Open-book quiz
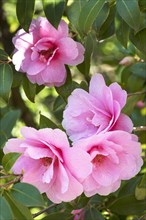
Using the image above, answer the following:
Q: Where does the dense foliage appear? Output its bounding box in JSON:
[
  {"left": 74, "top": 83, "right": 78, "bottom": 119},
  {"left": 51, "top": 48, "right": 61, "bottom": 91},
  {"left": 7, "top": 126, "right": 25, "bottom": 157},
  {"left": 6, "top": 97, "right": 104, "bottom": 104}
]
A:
[{"left": 0, "top": 0, "right": 146, "bottom": 220}]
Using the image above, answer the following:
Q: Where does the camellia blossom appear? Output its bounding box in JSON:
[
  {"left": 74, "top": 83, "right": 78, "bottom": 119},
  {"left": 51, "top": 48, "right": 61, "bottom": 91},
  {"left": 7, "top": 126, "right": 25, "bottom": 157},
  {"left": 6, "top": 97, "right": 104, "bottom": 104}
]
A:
[
  {"left": 3, "top": 127, "right": 92, "bottom": 203},
  {"left": 12, "top": 17, "right": 85, "bottom": 87},
  {"left": 73, "top": 131, "right": 143, "bottom": 197},
  {"left": 62, "top": 73, "right": 133, "bottom": 141}
]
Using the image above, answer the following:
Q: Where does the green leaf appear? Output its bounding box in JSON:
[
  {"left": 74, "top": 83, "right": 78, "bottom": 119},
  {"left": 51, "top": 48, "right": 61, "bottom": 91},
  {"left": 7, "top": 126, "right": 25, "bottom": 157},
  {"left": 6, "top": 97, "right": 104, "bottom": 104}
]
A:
[
  {"left": 116, "top": 0, "right": 141, "bottom": 31},
  {"left": 84, "top": 207, "right": 104, "bottom": 220},
  {"left": 122, "top": 95, "right": 143, "bottom": 115},
  {"left": 0, "top": 64, "right": 13, "bottom": 101},
  {"left": 22, "top": 76, "right": 36, "bottom": 103},
  {"left": 78, "top": 0, "right": 106, "bottom": 34},
  {"left": 4, "top": 192, "right": 33, "bottom": 220},
  {"left": 97, "top": 4, "right": 115, "bottom": 40},
  {"left": 2, "top": 153, "right": 21, "bottom": 172},
  {"left": 40, "top": 114, "right": 58, "bottom": 129},
  {"left": 0, "top": 196, "right": 14, "bottom": 220},
  {"left": 115, "top": 13, "right": 130, "bottom": 48},
  {"left": 0, "top": 110, "right": 21, "bottom": 145},
  {"left": 135, "top": 173, "right": 146, "bottom": 200},
  {"left": 66, "top": 0, "right": 86, "bottom": 32},
  {"left": 77, "top": 33, "right": 94, "bottom": 79},
  {"left": 0, "top": 49, "right": 9, "bottom": 61},
  {"left": 130, "top": 63, "right": 146, "bottom": 79},
  {"left": 16, "top": 0, "right": 35, "bottom": 32},
  {"left": 93, "top": 2, "right": 110, "bottom": 32},
  {"left": 130, "top": 28, "right": 146, "bottom": 55},
  {"left": 108, "top": 195, "right": 146, "bottom": 215},
  {"left": 10, "top": 183, "right": 45, "bottom": 207},
  {"left": 42, "top": 0, "right": 65, "bottom": 28},
  {"left": 118, "top": 176, "right": 142, "bottom": 197}
]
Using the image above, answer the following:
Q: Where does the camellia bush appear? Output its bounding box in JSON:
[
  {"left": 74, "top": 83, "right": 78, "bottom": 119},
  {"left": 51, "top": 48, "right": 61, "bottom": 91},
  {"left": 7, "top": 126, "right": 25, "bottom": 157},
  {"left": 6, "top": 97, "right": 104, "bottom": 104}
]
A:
[{"left": 0, "top": 0, "right": 146, "bottom": 219}]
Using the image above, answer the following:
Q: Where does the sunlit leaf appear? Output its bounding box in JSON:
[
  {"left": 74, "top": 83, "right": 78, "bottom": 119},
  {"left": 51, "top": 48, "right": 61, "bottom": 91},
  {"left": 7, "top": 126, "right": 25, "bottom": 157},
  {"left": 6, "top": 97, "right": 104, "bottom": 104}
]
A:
[
  {"left": 11, "top": 183, "right": 45, "bottom": 207},
  {"left": 2, "top": 152, "right": 21, "bottom": 172},
  {"left": 135, "top": 173, "right": 146, "bottom": 200},
  {"left": 78, "top": 0, "right": 106, "bottom": 34}
]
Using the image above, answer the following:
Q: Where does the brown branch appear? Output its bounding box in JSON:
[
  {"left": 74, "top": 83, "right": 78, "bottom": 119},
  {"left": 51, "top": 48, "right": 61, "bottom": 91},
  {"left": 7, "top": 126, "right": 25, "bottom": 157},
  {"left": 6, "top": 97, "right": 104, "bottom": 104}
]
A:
[
  {"left": 0, "top": 175, "right": 22, "bottom": 188},
  {"left": 128, "top": 91, "right": 146, "bottom": 97},
  {"left": 133, "top": 126, "right": 146, "bottom": 132},
  {"left": 32, "top": 204, "right": 58, "bottom": 218}
]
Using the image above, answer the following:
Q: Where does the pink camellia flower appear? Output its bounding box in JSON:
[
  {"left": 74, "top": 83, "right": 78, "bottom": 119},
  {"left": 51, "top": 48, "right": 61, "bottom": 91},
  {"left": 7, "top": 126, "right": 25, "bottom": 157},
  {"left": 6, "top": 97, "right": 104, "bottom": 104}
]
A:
[
  {"left": 12, "top": 17, "right": 85, "bottom": 87},
  {"left": 3, "top": 127, "right": 91, "bottom": 203},
  {"left": 62, "top": 73, "right": 133, "bottom": 141},
  {"left": 73, "top": 131, "right": 143, "bottom": 197}
]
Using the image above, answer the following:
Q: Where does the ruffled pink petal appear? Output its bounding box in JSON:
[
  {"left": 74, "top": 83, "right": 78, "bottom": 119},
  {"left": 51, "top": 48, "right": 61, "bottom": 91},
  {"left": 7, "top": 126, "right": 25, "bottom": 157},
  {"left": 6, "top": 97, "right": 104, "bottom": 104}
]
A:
[
  {"left": 112, "top": 113, "right": 133, "bottom": 133},
  {"left": 3, "top": 139, "right": 25, "bottom": 154},
  {"left": 89, "top": 73, "right": 106, "bottom": 98},
  {"left": 58, "top": 37, "right": 79, "bottom": 61},
  {"left": 40, "top": 60, "right": 66, "bottom": 86},
  {"left": 57, "top": 20, "right": 69, "bottom": 38},
  {"left": 63, "top": 147, "right": 92, "bottom": 182},
  {"left": 109, "top": 82, "right": 127, "bottom": 108},
  {"left": 46, "top": 168, "right": 83, "bottom": 203}
]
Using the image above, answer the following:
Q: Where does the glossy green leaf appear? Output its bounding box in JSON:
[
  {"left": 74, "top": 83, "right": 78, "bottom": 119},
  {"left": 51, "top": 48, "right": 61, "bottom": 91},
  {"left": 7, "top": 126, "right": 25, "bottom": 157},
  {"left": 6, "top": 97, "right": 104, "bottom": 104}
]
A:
[
  {"left": 84, "top": 208, "right": 104, "bottom": 220},
  {"left": 77, "top": 33, "right": 94, "bottom": 79},
  {"left": 22, "top": 76, "right": 36, "bottom": 103},
  {"left": 0, "top": 110, "right": 20, "bottom": 145},
  {"left": 11, "top": 183, "right": 45, "bottom": 207},
  {"left": 4, "top": 192, "right": 33, "bottom": 220},
  {"left": 108, "top": 195, "right": 146, "bottom": 215},
  {"left": 116, "top": 0, "right": 141, "bottom": 31},
  {"left": 130, "top": 63, "right": 146, "bottom": 79},
  {"left": 0, "top": 196, "right": 14, "bottom": 220},
  {"left": 40, "top": 114, "right": 58, "bottom": 129},
  {"left": 2, "top": 152, "right": 21, "bottom": 172},
  {"left": 93, "top": 2, "right": 110, "bottom": 32},
  {"left": 116, "top": 13, "right": 130, "bottom": 48},
  {"left": 16, "top": 0, "right": 35, "bottom": 32},
  {"left": 0, "top": 64, "right": 13, "bottom": 101},
  {"left": 42, "top": 0, "right": 65, "bottom": 28},
  {"left": 78, "top": 0, "right": 106, "bottom": 34},
  {"left": 130, "top": 28, "right": 146, "bottom": 54},
  {"left": 135, "top": 173, "right": 146, "bottom": 200},
  {"left": 97, "top": 4, "right": 115, "bottom": 40},
  {"left": 0, "top": 49, "right": 9, "bottom": 61},
  {"left": 118, "top": 176, "right": 142, "bottom": 197},
  {"left": 66, "top": 0, "right": 86, "bottom": 32}
]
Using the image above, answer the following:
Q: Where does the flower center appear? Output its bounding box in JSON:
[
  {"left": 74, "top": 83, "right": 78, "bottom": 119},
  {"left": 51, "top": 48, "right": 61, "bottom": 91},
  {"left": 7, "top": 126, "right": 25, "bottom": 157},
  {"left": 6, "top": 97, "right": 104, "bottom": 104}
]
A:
[
  {"left": 92, "top": 155, "right": 105, "bottom": 165},
  {"left": 39, "top": 47, "right": 55, "bottom": 62},
  {"left": 42, "top": 157, "right": 52, "bottom": 166}
]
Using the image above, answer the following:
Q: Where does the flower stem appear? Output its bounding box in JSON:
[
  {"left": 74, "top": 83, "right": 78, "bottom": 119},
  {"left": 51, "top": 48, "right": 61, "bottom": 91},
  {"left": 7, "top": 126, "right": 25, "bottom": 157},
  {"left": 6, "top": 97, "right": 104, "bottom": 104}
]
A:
[
  {"left": 33, "top": 204, "right": 58, "bottom": 218},
  {"left": 128, "top": 91, "right": 146, "bottom": 97},
  {"left": 133, "top": 126, "right": 146, "bottom": 132}
]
